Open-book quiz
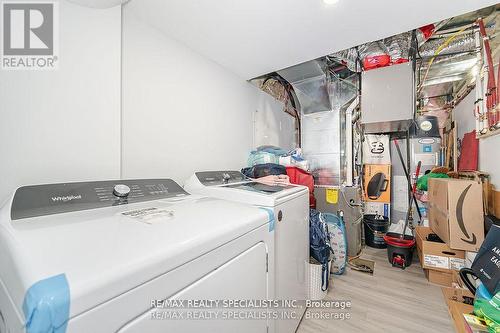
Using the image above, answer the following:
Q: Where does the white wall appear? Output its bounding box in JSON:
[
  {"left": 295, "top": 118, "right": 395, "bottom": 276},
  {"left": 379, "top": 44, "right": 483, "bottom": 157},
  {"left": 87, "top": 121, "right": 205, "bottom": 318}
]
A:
[
  {"left": 454, "top": 88, "right": 500, "bottom": 187},
  {"left": 121, "top": 9, "right": 288, "bottom": 184},
  {"left": 0, "top": 1, "right": 121, "bottom": 203}
]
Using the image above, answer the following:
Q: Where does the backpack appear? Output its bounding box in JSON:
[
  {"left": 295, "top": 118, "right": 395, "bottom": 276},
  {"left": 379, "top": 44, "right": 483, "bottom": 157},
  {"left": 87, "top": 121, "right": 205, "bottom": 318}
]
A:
[{"left": 309, "top": 209, "right": 333, "bottom": 291}]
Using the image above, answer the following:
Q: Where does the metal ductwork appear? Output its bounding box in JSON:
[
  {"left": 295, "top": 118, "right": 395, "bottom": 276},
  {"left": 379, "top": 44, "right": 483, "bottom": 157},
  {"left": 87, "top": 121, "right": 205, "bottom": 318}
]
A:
[
  {"left": 419, "top": 33, "right": 476, "bottom": 58},
  {"left": 278, "top": 60, "right": 332, "bottom": 114}
]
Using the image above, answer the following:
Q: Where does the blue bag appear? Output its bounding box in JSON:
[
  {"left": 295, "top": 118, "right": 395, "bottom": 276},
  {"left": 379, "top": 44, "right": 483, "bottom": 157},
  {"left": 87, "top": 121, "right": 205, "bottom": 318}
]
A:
[{"left": 309, "top": 209, "right": 333, "bottom": 291}]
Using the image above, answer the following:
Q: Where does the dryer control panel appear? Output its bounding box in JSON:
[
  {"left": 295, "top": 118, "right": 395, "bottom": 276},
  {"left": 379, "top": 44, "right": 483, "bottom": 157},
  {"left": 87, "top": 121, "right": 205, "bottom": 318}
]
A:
[
  {"left": 195, "top": 171, "right": 248, "bottom": 186},
  {"left": 11, "top": 179, "right": 188, "bottom": 220}
]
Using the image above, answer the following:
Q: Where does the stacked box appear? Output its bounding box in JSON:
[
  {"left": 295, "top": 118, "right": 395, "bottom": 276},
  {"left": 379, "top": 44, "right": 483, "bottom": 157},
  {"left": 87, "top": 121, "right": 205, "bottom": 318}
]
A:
[
  {"left": 415, "top": 226, "right": 465, "bottom": 287},
  {"left": 428, "top": 178, "right": 484, "bottom": 252}
]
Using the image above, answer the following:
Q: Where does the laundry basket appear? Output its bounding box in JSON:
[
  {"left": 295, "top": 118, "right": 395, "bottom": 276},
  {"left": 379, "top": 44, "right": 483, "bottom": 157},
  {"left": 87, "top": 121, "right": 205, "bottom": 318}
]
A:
[{"left": 307, "top": 258, "right": 332, "bottom": 300}]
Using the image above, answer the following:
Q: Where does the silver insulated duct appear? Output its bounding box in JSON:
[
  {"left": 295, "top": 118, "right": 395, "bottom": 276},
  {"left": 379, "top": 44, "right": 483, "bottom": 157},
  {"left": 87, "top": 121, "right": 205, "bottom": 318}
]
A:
[
  {"left": 278, "top": 59, "right": 359, "bottom": 186},
  {"left": 278, "top": 60, "right": 332, "bottom": 115}
]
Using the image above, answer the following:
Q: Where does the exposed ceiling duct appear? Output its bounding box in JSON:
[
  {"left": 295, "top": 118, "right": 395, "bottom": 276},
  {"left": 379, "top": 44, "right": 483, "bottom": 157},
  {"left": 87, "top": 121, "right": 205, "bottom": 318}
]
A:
[
  {"left": 278, "top": 60, "right": 332, "bottom": 114},
  {"left": 419, "top": 32, "right": 476, "bottom": 58},
  {"left": 256, "top": 4, "right": 498, "bottom": 124}
]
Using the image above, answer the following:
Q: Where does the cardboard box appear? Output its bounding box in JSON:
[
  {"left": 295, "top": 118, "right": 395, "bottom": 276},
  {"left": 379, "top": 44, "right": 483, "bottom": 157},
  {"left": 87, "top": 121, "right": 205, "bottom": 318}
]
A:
[
  {"left": 363, "top": 164, "right": 391, "bottom": 203},
  {"left": 442, "top": 287, "right": 475, "bottom": 308},
  {"left": 424, "top": 269, "right": 453, "bottom": 287},
  {"left": 465, "top": 251, "right": 477, "bottom": 268},
  {"left": 428, "top": 178, "right": 485, "bottom": 252},
  {"left": 416, "top": 226, "right": 466, "bottom": 273},
  {"left": 458, "top": 171, "right": 490, "bottom": 214},
  {"left": 448, "top": 300, "right": 474, "bottom": 333},
  {"left": 364, "top": 202, "right": 390, "bottom": 218},
  {"left": 451, "top": 270, "right": 468, "bottom": 289},
  {"left": 442, "top": 286, "right": 475, "bottom": 333}
]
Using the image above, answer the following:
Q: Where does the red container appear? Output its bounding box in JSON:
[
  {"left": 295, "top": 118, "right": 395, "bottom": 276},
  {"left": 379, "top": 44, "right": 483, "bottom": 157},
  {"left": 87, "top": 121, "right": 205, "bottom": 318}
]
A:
[
  {"left": 384, "top": 233, "right": 416, "bottom": 269},
  {"left": 286, "top": 166, "right": 316, "bottom": 208}
]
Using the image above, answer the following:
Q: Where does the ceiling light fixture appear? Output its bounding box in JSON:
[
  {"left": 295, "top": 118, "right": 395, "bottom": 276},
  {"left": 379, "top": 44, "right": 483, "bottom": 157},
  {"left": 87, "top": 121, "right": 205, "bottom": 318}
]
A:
[{"left": 323, "top": 0, "right": 339, "bottom": 5}]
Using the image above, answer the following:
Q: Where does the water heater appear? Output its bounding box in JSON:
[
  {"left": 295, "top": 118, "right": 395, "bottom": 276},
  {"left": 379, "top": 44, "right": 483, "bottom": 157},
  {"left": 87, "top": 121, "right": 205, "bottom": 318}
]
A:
[{"left": 390, "top": 116, "right": 441, "bottom": 225}]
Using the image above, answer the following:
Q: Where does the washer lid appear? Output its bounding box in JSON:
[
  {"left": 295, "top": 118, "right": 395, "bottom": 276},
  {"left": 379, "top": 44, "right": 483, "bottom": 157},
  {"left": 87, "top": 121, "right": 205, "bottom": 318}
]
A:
[
  {"left": 185, "top": 171, "right": 308, "bottom": 207},
  {"left": 0, "top": 181, "right": 270, "bottom": 322},
  {"left": 225, "top": 182, "right": 296, "bottom": 194}
]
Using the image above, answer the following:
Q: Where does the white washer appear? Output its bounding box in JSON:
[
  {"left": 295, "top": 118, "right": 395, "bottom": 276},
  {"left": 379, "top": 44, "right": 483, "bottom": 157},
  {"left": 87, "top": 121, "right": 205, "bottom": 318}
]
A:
[
  {"left": 185, "top": 171, "right": 309, "bottom": 333},
  {"left": 0, "top": 179, "right": 275, "bottom": 333}
]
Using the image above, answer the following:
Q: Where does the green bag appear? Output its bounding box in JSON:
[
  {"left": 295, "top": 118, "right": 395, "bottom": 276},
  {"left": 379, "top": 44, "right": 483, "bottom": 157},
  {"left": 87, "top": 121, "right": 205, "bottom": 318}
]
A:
[
  {"left": 474, "top": 292, "right": 500, "bottom": 333},
  {"left": 416, "top": 172, "right": 449, "bottom": 191}
]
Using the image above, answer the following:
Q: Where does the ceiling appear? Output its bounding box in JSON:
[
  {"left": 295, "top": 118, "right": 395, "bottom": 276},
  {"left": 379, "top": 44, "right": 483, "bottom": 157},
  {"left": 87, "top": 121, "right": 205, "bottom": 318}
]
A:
[{"left": 126, "top": 0, "right": 498, "bottom": 79}]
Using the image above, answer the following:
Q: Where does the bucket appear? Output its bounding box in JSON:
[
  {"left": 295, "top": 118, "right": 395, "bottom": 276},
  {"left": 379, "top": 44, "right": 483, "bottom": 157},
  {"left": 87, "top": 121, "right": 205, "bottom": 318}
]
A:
[
  {"left": 384, "top": 232, "right": 416, "bottom": 269},
  {"left": 363, "top": 214, "right": 389, "bottom": 249},
  {"left": 308, "top": 258, "right": 331, "bottom": 300}
]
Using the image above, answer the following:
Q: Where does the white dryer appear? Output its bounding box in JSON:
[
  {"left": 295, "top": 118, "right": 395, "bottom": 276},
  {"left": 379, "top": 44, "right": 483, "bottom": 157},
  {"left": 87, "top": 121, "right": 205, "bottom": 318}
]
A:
[
  {"left": 185, "top": 171, "right": 309, "bottom": 333},
  {"left": 0, "top": 179, "right": 275, "bottom": 333}
]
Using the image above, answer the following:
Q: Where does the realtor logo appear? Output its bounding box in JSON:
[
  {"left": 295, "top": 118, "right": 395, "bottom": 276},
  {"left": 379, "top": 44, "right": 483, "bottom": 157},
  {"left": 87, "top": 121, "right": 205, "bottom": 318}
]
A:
[{"left": 1, "top": 1, "right": 58, "bottom": 70}]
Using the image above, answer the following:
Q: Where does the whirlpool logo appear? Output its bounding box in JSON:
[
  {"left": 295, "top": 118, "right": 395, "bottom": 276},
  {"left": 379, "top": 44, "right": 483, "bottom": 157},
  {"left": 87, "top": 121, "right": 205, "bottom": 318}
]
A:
[
  {"left": 1, "top": 1, "right": 59, "bottom": 70},
  {"left": 51, "top": 195, "right": 82, "bottom": 203},
  {"left": 456, "top": 184, "right": 477, "bottom": 245}
]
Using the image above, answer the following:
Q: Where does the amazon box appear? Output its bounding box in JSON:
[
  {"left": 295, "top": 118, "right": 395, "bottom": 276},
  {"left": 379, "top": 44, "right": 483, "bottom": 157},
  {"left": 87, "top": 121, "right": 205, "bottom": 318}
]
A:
[
  {"left": 363, "top": 164, "right": 391, "bottom": 203},
  {"left": 416, "top": 226, "right": 465, "bottom": 284},
  {"left": 428, "top": 179, "right": 484, "bottom": 252}
]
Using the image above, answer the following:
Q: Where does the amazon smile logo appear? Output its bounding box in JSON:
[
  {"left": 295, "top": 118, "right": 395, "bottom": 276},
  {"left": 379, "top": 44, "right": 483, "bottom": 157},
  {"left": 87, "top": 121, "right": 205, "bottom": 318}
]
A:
[{"left": 456, "top": 184, "right": 477, "bottom": 245}]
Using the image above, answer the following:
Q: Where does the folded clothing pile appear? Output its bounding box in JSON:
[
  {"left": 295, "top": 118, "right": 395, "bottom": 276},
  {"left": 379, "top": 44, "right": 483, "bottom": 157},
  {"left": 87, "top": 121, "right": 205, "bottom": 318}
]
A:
[{"left": 247, "top": 146, "right": 309, "bottom": 171}]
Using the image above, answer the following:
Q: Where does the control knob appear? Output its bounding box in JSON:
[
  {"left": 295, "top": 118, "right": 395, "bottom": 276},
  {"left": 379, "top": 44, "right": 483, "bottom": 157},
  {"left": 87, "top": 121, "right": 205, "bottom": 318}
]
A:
[{"left": 113, "top": 184, "right": 131, "bottom": 198}]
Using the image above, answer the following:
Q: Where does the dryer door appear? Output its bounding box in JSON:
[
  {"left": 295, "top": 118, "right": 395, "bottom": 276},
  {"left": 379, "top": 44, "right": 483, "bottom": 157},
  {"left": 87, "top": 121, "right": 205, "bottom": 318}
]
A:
[{"left": 117, "top": 242, "right": 269, "bottom": 333}]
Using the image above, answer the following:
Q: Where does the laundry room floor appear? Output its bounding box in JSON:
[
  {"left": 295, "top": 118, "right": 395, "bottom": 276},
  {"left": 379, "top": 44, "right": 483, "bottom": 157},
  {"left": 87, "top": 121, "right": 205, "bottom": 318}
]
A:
[{"left": 297, "top": 247, "right": 454, "bottom": 333}]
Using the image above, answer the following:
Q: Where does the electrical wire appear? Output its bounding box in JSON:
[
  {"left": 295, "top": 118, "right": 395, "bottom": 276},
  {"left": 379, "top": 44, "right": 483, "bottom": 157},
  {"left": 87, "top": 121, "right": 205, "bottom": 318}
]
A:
[{"left": 417, "top": 26, "right": 469, "bottom": 93}]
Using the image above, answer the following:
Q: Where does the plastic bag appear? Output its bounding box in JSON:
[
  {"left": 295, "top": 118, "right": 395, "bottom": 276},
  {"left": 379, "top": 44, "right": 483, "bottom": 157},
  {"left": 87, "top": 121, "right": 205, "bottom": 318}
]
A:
[
  {"left": 473, "top": 293, "right": 500, "bottom": 333},
  {"left": 247, "top": 151, "right": 279, "bottom": 167},
  {"left": 255, "top": 145, "right": 288, "bottom": 156},
  {"left": 416, "top": 172, "right": 449, "bottom": 191}
]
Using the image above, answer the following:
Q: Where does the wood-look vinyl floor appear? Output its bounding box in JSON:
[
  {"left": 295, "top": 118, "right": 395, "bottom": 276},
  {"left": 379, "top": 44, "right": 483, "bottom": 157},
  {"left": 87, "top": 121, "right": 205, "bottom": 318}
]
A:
[{"left": 297, "top": 247, "right": 454, "bottom": 333}]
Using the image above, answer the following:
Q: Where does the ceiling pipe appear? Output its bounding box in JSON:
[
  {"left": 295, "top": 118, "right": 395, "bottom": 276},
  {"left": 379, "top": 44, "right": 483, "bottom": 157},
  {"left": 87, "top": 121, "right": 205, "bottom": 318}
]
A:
[{"left": 478, "top": 17, "right": 498, "bottom": 128}]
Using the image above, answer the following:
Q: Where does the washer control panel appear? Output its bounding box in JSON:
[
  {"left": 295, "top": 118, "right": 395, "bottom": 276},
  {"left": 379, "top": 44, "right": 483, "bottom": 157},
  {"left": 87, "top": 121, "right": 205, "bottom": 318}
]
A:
[
  {"left": 195, "top": 171, "right": 248, "bottom": 186},
  {"left": 11, "top": 179, "right": 188, "bottom": 220}
]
